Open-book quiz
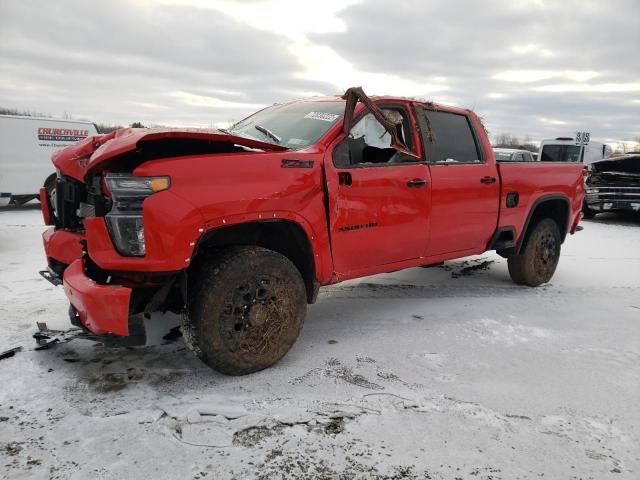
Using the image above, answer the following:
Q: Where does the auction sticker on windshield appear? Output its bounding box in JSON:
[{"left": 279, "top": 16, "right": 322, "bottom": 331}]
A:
[
  {"left": 304, "top": 112, "right": 340, "bottom": 122},
  {"left": 286, "top": 138, "right": 309, "bottom": 146}
]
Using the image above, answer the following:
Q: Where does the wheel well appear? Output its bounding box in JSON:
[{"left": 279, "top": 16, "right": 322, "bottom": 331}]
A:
[
  {"left": 518, "top": 197, "right": 570, "bottom": 253},
  {"left": 44, "top": 173, "right": 57, "bottom": 189},
  {"left": 192, "top": 220, "right": 317, "bottom": 303}
]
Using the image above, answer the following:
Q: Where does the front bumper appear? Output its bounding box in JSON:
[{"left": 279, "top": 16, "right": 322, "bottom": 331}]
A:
[
  {"left": 62, "top": 259, "right": 132, "bottom": 336},
  {"left": 585, "top": 186, "right": 640, "bottom": 212},
  {"left": 42, "top": 227, "right": 84, "bottom": 268}
]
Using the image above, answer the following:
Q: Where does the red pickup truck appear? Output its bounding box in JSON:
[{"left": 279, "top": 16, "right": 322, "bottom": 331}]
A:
[{"left": 39, "top": 87, "right": 584, "bottom": 375}]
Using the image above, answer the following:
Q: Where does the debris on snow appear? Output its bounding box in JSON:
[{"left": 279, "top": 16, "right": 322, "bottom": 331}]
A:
[{"left": 0, "top": 346, "right": 22, "bottom": 361}]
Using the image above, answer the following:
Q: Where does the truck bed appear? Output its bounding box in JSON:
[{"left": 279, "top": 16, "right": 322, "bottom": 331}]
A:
[{"left": 497, "top": 161, "right": 585, "bottom": 242}]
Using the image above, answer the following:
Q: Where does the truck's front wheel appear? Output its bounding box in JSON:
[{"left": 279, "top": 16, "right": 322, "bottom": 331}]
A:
[
  {"left": 507, "top": 218, "right": 561, "bottom": 287},
  {"left": 183, "top": 246, "right": 306, "bottom": 375}
]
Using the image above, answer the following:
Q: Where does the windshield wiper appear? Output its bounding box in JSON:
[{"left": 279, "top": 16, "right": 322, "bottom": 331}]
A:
[{"left": 255, "top": 124, "right": 281, "bottom": 144}]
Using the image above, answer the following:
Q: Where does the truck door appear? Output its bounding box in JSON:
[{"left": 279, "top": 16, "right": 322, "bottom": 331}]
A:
[
  {"left": 325, "top": 104, "right": 431, "bottom": 276},
  {"left": 415, "top": 107, "right": 499, "bottom": 256}
]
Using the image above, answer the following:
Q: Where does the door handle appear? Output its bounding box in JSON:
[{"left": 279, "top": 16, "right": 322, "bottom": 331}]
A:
[
  {"left": 406, "top": 178, "right": 428, "bottom": 187},
  {"left": 480, "top": 176, "right": 497, "bottom": 184},
  {"left": 338, "top": 172, "right": 352, "bottom": 186}
]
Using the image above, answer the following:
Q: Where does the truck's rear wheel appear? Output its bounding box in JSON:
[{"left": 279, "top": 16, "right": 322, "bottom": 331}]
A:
[
  {"left": 507, "top": 218, "right": 561, "bottom": 287},
  {"left": 183, "top": 246, "right": 306, "bottom": 375}
]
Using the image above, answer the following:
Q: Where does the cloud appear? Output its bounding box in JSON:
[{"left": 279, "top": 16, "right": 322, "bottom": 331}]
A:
[
  {"left": 511, "top": 44, "right": 554, "bottom": 57},
  {"left": 170, "top": 91, "right": 265, "bottom": 110},
  {"left": 313, "top": 0, "right": 640, "bottom": 142},
  {"left": 493, "top": 70, "right": 600, "bottom": 83},
  {"left": 0, "top": 0, "right": 638, "bottom": 143},
  {"left": 534, "top": 83, "right": 640, "bottom": 93},
  {"left": 0, "top": 0, "right": 334, "bottom": 126}
]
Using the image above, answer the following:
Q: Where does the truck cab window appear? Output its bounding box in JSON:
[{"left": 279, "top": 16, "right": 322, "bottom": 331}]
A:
[
  {"left": 336, "top": 107, "right": 413, "bottom": 167},
  {"left": 423, "top": 110, "right": 481, "bottom": 164}
]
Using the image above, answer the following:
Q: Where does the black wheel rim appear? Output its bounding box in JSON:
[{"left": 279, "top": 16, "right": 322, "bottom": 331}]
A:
[{"left": 219, "top": 274, "right": 290, "bottom": 355}]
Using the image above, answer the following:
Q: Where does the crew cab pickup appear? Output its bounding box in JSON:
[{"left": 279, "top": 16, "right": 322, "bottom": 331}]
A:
[{"left": 39, "top": 87, "right": 585, "bottom": 375}]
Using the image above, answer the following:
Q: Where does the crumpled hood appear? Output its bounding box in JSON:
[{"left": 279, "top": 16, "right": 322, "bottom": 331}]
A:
[
  {"left": 52, "top": 127, "right": 288, "bottom": 182},
  {"left": 588, "top": 154, "right": 640, "bottom": 186},
  {"left": 590, "top": 154, "right": 640, "bottom": 175}
]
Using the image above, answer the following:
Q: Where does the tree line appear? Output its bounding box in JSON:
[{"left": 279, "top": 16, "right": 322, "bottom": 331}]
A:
[
  {"left": 492, "top": 133, "right": 538, "bottom": 152},
  {"left": 0, "top": 107, "right": 144, "bottom": 133}
]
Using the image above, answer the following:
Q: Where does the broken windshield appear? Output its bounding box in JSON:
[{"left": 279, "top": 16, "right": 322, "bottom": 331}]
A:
[{"left": 228, "top": 101, "right": 344, "bottom": 150}]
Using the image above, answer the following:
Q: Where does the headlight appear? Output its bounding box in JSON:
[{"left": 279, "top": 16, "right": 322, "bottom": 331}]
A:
[
  {"left": 105, "top": 175, "right": 170, "bottom": 195},
  {"left": 104, "top": 173, "right": 170, "bottom": 256},
  {"left": 586, "top": 188, "right": 599, "bottom": 194}
]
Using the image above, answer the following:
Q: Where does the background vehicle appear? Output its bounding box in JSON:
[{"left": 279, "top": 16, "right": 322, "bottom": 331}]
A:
[
  {"left": 493, "top": 148, "right": 537, "bottom": 162},
  {"left": 584, "top": 153, "right": 640, "bottom": 218},
  {"left": 39, "top": 88, "right": 585, "bottom": 375},
  {"left": 0, "top": 115, "right": 98, "bottom": 206},
  {"left": 539, "top": 136, "right": 611, "bottom": 165}
]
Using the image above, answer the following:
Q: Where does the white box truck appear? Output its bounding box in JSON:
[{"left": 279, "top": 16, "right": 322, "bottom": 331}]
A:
[{"left": 0, "top": 115, "right": 98, "bottom": 206}]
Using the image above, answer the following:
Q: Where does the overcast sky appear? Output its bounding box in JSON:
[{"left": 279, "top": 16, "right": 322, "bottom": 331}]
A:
[{"left": 1, "top": 0, "right": 638, "bottom": 145}]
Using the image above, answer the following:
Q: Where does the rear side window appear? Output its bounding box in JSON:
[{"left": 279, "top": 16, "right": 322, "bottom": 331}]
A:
[{"left": 423, "top": 110, "right": 481, "bottom": 163}]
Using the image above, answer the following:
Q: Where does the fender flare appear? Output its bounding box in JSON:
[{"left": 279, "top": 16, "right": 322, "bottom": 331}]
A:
[
  {"left": 194, "top": 210, "right": 328, "bottom": 282},
  {"left": 513, "top": 193, "right": 571, "bottom": 254}
]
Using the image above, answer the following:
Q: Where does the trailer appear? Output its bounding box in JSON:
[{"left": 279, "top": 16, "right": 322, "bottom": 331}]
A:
[{"left": 0, "top": 115, "right": 98, "bottom": 206}]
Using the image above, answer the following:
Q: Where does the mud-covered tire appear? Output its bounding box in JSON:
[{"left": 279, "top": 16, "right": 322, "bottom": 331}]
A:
[
  {"left": 182, "top": 246, "right": 307, "bottom": 375},
  {"left": 507, "top": 218, "right": 561, "bottom": 287}
]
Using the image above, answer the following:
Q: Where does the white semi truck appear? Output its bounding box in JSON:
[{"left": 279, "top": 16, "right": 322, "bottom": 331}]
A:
[{"left": 0, "top": 115, "right": 98, "bottom": 206}]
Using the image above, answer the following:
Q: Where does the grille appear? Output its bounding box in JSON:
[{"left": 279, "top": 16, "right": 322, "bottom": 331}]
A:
[
  {"left": 54, "top": 175, "right": 86, "bottom": 230},
  {"left": 585, "top": 186, "right": 640, "bottom": 202}
]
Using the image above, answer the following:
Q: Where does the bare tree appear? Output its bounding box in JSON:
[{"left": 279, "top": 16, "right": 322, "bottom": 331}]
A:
[
  {"left": 0, "top": 107, "right": 51, "bottom": 118},
  {"left": 494, "top": 133, "right": 538, "bottom": 152}
]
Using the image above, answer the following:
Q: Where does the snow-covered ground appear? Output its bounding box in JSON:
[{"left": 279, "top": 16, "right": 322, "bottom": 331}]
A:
[{"left": 1, "top": 205, "right": 639, "bottom": 480}]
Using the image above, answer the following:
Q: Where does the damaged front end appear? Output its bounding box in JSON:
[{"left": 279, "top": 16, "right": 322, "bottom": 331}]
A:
[
  {"left": 585, "top": 154, "right": 640, "bottom": 214},
  {"left": 40, "top": 127, "right": 281, "bottom": 345}
]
